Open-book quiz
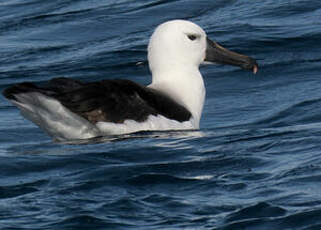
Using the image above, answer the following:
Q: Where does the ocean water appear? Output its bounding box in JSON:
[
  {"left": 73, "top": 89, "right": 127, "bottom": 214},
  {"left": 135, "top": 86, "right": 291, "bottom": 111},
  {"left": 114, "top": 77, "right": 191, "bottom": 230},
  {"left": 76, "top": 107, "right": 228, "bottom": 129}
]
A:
[{"left": 1, "top": 0, "right": 321, "bottom": 229}]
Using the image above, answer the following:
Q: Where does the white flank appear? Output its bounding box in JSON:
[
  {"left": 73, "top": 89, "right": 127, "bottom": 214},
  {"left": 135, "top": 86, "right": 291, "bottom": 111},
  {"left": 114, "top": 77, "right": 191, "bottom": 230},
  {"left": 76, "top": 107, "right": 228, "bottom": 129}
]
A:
[
  {"left": 96, "top": 115, "right": 195, "bottom": 136},
  {"left": 12, "top": 93, "right": 100, "bottom": 141}
]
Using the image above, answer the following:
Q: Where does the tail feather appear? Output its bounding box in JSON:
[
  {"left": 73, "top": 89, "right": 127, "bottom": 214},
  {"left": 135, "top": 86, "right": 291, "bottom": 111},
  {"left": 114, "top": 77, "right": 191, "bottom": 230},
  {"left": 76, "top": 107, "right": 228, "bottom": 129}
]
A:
[
  {"left": 2, "top": 77, "right": 84, "bottom": 101},
  {"left": 3, "top": 82, "right": 41, "bottom": 100},
  {"left": 2, "top": 78, "right": 100, "bottom": 141}
]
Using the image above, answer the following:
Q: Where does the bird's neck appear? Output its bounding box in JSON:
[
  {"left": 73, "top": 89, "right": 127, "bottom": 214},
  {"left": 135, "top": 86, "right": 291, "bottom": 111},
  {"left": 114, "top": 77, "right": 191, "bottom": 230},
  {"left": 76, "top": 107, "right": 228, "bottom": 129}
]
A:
[{"left": 148, "top": 68, "right": 205, "bottom": 128}]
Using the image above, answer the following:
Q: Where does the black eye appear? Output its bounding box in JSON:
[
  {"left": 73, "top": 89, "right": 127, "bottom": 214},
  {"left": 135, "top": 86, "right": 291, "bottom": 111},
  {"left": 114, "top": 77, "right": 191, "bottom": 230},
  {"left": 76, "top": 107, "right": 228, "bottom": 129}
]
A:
[{"left": 187, "top": 34, "right": 197, "bottom": 41}]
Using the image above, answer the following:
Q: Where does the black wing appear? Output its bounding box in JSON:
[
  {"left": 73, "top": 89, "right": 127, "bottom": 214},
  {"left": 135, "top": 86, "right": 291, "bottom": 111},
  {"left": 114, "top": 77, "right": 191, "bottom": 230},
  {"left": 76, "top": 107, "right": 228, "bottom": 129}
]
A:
[{"left": 3, "top": 77, "right": 191, "bottom": 124}]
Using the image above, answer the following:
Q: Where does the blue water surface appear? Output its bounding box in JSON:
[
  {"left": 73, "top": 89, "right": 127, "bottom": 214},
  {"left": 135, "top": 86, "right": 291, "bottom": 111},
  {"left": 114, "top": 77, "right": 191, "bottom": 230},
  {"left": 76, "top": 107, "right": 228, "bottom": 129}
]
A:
[{"left": 1, "top": 0, "right": 321, "bottom": 229}]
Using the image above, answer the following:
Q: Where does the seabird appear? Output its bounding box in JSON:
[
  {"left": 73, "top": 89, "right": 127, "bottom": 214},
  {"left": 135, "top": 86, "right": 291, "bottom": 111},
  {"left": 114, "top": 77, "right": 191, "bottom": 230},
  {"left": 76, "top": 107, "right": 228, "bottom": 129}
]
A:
[{"left": 2, "top": 20, "right": 258, "bottom": 141}]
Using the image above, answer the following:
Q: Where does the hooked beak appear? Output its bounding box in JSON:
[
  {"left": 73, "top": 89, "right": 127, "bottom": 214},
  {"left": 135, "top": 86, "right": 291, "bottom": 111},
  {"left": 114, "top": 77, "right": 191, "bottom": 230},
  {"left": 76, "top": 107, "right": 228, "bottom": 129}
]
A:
[{"left": 205, "top": 38, "right": 258, "bottom": 74}]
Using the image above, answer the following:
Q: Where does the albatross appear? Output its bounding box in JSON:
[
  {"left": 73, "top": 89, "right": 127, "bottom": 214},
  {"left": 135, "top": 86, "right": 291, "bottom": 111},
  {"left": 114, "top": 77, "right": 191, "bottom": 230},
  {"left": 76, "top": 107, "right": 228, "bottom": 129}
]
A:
[{"left": 3, "top": 20, "right": 258, "bottom": 141}]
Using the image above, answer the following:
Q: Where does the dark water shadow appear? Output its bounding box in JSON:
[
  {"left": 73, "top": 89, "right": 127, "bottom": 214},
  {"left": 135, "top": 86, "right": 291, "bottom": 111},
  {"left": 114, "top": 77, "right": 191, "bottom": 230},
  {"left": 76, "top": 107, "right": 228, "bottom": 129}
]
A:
[{"left": 59, "top": 129, "right": 205, "bottom": 145}]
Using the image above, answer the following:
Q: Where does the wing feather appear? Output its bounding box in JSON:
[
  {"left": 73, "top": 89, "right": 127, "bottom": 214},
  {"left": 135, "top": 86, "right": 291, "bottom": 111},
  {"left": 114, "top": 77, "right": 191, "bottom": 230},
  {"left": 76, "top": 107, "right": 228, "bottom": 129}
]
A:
[{"left": 3, "top": 77, "right": 192, "bottom": 124}]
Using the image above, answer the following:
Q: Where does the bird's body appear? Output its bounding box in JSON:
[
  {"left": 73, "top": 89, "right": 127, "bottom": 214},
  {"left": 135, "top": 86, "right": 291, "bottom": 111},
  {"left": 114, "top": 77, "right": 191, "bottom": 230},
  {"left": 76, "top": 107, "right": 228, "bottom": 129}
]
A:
[
  {"left": 3, "top": 20, "right": 258, "bottom": 141},
  {"left": 4, "top": 78, "right": 195, "bottom": 140}
]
